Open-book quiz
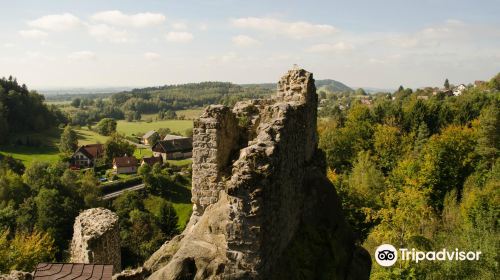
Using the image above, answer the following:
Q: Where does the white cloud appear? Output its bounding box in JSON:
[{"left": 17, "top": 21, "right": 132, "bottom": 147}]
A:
[
  {"left": 165, "top": 32, "right": 193, "bottom": 43},
  {"left": 68, "top": 51, "right": 96, "bottom": 61},
  {"left": 306, "top": 42, "right": 353, "bottom": 53},
  {"left": 199, "top": 23, "right": 208, "bottom": 31},
  {"left": 172, "top": 22, "right": 188, "bottom": 30},
  {"left": 87, "top": 24, "right": 129, "bottom": 43},
  {"left": 144, "top": 52, "right": 161, "bottom": 60},
  {"left": 232, "top": 35, "right": 260, "bottom": 47},
  {"left": 232, "top": 17, "right": 337, "bottom": 39},
  {"left": 28, "top": 13, "right": 82, "bottom": 31},
  {"left": 19, "top": 29, "right": 48, "bottom": 39},
  {"left": 91, "top": 10, "right": 165, "bottom": 27},
  {"left": 208, "top": 52, "right": 239, "bottom": 63}
]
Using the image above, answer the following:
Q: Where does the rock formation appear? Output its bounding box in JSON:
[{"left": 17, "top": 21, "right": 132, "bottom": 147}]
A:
[
  {"left": 70, "top": 208, "right": 121, "bottom": 273},
  {"left": 117, "top": 68, "right": 371, "bottom": 279}
]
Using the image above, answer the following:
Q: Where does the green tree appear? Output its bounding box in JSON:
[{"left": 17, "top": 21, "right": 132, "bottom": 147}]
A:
[
  {"left": 0, "top": 169, "right": 30, "bottom": 207},
  {"left": 373, "top": 125, "right": 403, "bottom": 173},
  {"left": 95, "top": 118, "right": 117, "bottom": 136},
  {"left": 419, "top": 125, "right": 477, "bottom": 210},
  {"left": 71, "top": 98, "right": 81, "bottom": 108},
  {"left": 488, "top": 72, "right": 500, "bottom": 90},
  {"left": 476, "top": 104, "right": 500, "bottom": 163},
  {"left": 59, "top": 125, "right": 78, "bottom": 154},
  {"left": 79, "top": 170, "right": 102, "bottom": 208},
  {"left": 103, "top": 133, "right": 136, "bottom": 164},
  {"left": 444, "top": 78, "right": 450, "bottom": 89},
  {"left": 34, "top": 188, "right": 78, "bottom": 252},
  {"left": 0, "top": 229, "right": 56, "bottom": 272},
  {"left": 0, "top": 155, "right": 25, "bottom": 175},
  {"left": 348, "top": 151, "right": 385, "bottom": 208}
]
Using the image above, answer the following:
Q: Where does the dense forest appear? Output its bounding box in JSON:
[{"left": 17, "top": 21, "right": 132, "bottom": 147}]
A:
[
  {"left": 0, "top": 77, "right": 66, "bottom": 144},
  {"left": 318, "top": 73, "right": 499, "bottom": 279}
]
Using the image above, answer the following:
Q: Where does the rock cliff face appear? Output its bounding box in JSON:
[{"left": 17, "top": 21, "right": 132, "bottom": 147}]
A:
[
  {"left": 70, "top": 208, "right": 121, "bottom": 273},
  {"left": 132, "top": 68, "right": 371, "bottom": 279}
]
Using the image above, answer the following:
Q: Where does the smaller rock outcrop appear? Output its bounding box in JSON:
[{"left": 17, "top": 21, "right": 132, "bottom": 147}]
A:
[{"left": 70, "top": 208, "right": 121, "bottom": 273}]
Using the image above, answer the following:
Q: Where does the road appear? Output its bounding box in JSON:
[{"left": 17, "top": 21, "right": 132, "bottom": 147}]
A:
[{"left": 102, "top": 183, "right": 146, "bottom": 200}]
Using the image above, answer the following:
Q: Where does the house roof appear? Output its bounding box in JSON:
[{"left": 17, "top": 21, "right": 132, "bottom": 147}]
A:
[
  {"left": 163, "top": 134, "right": 185, "bottom": 141},
  {"left": 34, "top": 263, "right": 113, "bottom": 280},
  {"left": 143, "top": 130, "right": 158, "bottom": 139},
  {"left": 141, "top": 155, "right": 163, "bottom": 165},
  {"left": 73, "top": 144, "right": 104, "bottom": 160},
  {"left": 152, "top": 138, "right": 192, "bottom": 153},
  {"left": 113, "top": 156, "right": 138, "bottom": 167}
]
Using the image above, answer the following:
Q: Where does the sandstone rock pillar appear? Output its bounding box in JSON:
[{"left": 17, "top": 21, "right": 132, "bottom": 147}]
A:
[{"left": 70, "top": 208, "right": 121, "bottom": 273}]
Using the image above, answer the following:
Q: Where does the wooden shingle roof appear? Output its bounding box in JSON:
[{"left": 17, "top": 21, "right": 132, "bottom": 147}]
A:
[
  {"left": 152, "top": 138, "right": 192, "bottom": 153},
  {"left": 34, "top": 263, "right": 113, "bottom": 280},
  {"left": 113, "top": 156, "right": 138, "bottom": 167}
]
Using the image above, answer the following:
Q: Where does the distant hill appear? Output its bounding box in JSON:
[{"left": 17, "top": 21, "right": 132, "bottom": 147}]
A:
[
  {"left": 315, "top": 79, "right": 353, "bottom": 92},
  {"left": 241, "top": 79, "right": 353, "bottom": 93}
]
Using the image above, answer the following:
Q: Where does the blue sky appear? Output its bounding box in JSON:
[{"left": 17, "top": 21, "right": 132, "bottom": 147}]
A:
[{"left": 1, "top": 0, "right": 499, "bottom": 89}]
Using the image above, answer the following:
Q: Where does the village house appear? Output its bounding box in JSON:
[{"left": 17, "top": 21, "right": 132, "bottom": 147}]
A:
[
  {"left": 163, "top": 134, "right": 185, "bottom": 141},
  {"left": 70, "top": 144, "right": 104, "bottom": 168},
  {"left": 141, "top": 155, "right": 163, "bottom": 166},
  {"left": 112, "top": 155, "right": 138, "bottom": 174},
  {"left": 142, "top": 130, "right": 159, "bottom": 145},
  {"left": 474, "top": 80, "right": 486, "bottom": 87},
  {"left": 152, "top": 136, "right": 193, "bottom": 160},
  {"left": 453, "top": 84, "right": 467, "bottom": 96}
]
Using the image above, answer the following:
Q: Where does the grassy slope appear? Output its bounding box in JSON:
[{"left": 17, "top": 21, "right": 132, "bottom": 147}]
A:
[
  {"left": 0, "top": 128, "right": 61, "bottom": 165},
  {"left": 1, "top": 118, "right": 193, "bottom": 166},
  {"left": 75, "top": 127, "right": 109, "bottom": 145},
  {"left": 117, "top": 120, "right": 193, "bottom": 137},
  {"left": 175, "top": 108, "right": 204, "bottom": 120}
]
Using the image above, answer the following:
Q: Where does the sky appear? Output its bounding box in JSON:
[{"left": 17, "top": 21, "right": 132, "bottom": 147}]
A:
[{"left": 0, "top": 0, "right": 499, "bottom": 90}]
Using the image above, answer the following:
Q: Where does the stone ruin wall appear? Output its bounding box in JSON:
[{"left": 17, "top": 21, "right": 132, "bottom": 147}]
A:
[
  {"left": 190, "top": 69, "right": 319, "bottom": 276},
  {"left": 70, "top": 208, "right": 121, "bottom": 273}
]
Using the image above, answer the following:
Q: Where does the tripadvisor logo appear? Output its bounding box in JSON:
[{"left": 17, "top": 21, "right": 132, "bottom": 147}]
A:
[
  {"left": 374, "top": 244, "right": 482, "bottom": 267},
  {"left": 375, "top": 244, "right": 398, "bottom": 267}
]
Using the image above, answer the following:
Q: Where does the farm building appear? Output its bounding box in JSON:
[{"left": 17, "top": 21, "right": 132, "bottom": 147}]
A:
[
  {"left": 152, "top": 137, "right": 193, "bottom": 160},
  {"left": 70, "top": 144, "right": 104, "bottom": 168},
  {"left": 142, "top": 130, "right": 159, "bottom": 145},
  {"left": 163, "top": 134, "right": 186, "bottom": 141},
  {"left": 113, "top": 155, "right": 138, "bottom": 174},
  {"left": 141, "top": 155, "right": 163, "bottom": 166}
]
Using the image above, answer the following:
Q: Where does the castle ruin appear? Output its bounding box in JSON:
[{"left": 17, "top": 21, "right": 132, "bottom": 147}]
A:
[
  {"left": 70, "top": 208, "right": 121, "bottom": 274},
  {"left": 136, "top": 68, "right": 371, "bottom": 279}
]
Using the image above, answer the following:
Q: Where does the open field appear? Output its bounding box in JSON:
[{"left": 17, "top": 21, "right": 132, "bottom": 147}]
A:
[
  {"left": 74, "top": 127, "right": 110, "bottom": 145},
  {"left": 1, "top": 119, "right": 194, "bottom": 166},
  {"left": 0, "top": 145, "right": 60, "bottom": 165},
  {"left": 134, "top": 148, "right": 153, "bottom": 158},
  {"left": 45, "top": 100, "right": 72, "bottom": 105},
  {"left": 0, "top": 128, "right": 62, "bottom": 165},
  {"left": 117, "top": 119, "right": 193, "bottom": 137},
  {"left": 167, "top": 158, "right": 192, "bottom": 167},
  {"left": 176, "top": 108, "right": 204, "bottom": 120}
]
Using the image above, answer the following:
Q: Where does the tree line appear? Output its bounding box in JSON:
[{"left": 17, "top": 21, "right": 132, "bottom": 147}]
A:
[
  {"left": 0, "top": 77, "right": 66, "bottom": 144},
  {"left": 318, "top": 72, "right": 499, "bottom": 279}
]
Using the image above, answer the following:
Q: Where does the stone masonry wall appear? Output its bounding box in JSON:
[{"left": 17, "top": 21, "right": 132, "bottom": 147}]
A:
[
  {"left": 70, "top": 208, "right": 121, "bottom": 273},
  {"left": 191, "top": 105, "right": 240, "bottom": 215},
  {"left": 143, "top": 68, "right": 371, "bottom": 280},
  {"left": 222, "top": 69, "right": 318, "bottom": 276}
]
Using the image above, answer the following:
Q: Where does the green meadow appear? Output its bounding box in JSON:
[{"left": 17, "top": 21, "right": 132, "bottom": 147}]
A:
[
  {"left": 1, "top": 119, "right": 193, "bottom": 166},
  {"left": 117, "top": 119, "right": 193, "bottom": 137}
]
